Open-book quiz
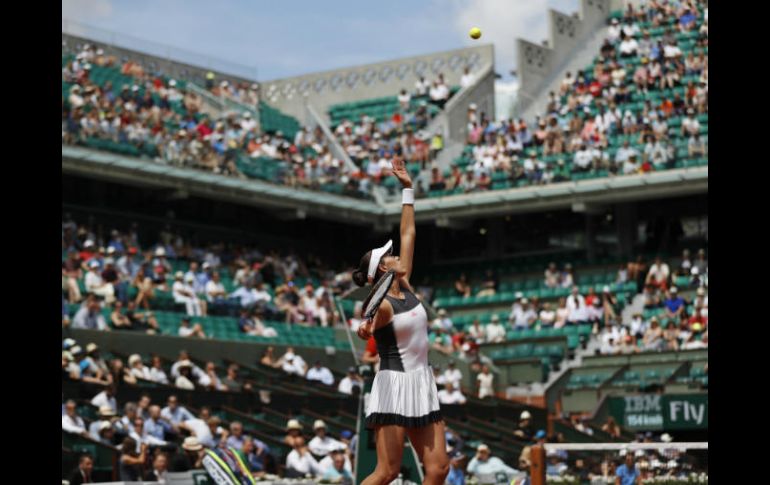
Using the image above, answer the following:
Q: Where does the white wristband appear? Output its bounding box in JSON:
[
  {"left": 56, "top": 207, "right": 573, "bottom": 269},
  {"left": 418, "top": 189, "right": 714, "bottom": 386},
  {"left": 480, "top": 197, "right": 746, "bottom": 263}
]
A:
[{"left": 402, "top": 188, "right": 414, "bottom": 205}]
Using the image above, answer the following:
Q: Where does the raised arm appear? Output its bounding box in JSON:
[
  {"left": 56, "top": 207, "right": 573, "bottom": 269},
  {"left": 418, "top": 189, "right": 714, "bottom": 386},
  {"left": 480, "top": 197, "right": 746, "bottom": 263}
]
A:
[{"left": 391, "top": 157, "right": 415, "bottom": 284}]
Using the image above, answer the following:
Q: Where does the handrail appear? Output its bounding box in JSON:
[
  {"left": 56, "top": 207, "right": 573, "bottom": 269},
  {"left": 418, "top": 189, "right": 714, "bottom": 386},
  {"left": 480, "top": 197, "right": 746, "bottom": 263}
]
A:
[{"left": 305, "top": 102, "right": 386, "bottom": 206}]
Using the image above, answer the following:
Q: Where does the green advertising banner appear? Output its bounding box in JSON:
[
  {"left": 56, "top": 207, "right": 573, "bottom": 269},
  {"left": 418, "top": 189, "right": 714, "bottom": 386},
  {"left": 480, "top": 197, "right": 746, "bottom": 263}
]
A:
[{"left": 608, "top": 393, "right": 708, "bottom": 431}]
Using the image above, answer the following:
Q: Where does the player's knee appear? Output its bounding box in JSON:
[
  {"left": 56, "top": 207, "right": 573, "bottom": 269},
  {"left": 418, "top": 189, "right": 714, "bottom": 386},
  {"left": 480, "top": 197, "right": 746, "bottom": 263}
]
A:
[
  {"left": 380, "top": 465, "right": 401, "bottom": 483},
  {"left": 425, "top": 457, "right": 450, "bottom": 480}
]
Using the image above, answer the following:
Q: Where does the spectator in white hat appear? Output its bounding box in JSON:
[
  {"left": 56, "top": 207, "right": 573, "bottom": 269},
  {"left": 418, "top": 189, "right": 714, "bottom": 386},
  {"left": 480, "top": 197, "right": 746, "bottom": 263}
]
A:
[
  {"left": 467, "top": 443, "right": 519, "bottom": 478},
  {"left": 128, "top": 354, "right": 152, "bottom": 381},
  {"left": 513, "top": 411, "right": 535, "bottom": 441},
  {"left": 308, "top": 420, "right": 346, "bottom": 458},
  {"left": 285, "top": 436, "right": 321, "bottom": 478},
  {"left": 85, "top": 260, "right": 116, "bottom": 304},
  {"left": 284, "top": 419, "right": 304, "bottom": 448},
  {"left": 172, "top": 271, "right": 204, "bottom": 316},
  {"left": 485, "top": 314, "right": 506, "bottom": 343}
]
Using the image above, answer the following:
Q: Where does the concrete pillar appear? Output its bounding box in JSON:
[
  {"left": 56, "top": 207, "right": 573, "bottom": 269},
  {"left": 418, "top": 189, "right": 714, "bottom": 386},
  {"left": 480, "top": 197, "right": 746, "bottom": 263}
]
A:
[
  {"left": 585, "top": 213, "right": 597, "bottom": 263},
  {"left": 615, "top": 203, "right": 638, "bottom": 260}
]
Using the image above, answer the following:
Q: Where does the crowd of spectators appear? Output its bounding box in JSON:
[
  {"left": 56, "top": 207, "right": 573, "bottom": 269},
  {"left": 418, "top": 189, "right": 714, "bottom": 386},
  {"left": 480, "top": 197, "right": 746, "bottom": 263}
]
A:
[
  {"left": 62, "top": 216, "right": 356, "bottom": 333},
  {"left": 449, "top": 0, "right": 707, "bottom": 195},
  {"left": 62, "top": 44, "right": 367, "bottom": 198},
  {"left": 62, "top": 43, "right": 465, "bottom": 201}
]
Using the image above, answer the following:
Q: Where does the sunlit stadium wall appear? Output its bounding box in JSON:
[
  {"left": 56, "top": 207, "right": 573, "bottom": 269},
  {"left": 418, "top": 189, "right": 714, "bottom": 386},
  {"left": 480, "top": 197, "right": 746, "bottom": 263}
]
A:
[{"left": 260, "top": 44, "right": 495, "bottom": 124}]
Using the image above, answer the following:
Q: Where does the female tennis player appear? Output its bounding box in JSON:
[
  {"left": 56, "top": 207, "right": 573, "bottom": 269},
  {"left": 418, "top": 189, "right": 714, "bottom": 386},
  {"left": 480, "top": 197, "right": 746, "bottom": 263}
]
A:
[{"left": 352, "top": 157, "right": 449, "bottom": 485}]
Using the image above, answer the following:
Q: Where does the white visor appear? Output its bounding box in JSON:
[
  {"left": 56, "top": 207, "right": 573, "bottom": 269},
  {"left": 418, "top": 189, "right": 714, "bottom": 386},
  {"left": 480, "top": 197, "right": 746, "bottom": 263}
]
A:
[{"left": 367, "top": 240, "right": 393, "bottom": 283}]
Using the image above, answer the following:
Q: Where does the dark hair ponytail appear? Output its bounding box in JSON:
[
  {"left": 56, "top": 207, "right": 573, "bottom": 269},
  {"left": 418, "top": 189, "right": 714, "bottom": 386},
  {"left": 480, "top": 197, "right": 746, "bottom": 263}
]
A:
[{"left": 352, "top": 251, "right": 373, "bottom": 287}]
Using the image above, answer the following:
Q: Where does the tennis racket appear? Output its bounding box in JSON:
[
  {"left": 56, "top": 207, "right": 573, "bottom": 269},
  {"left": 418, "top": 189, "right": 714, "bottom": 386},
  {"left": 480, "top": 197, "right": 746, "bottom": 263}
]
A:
[{"left": 362, "top": 269, "right": 396, "bottom": 321}]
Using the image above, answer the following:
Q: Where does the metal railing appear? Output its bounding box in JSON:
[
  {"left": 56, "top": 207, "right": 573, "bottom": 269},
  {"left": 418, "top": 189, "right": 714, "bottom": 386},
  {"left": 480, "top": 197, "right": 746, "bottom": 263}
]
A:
[{"left": 305, "top": 103, "right": 386, "bottom": 206}]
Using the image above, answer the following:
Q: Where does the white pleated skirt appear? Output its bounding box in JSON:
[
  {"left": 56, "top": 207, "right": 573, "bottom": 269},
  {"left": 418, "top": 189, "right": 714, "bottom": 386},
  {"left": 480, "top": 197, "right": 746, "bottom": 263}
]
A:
[{"left": 365, "top": 365, "right": 442, "bottom": 428}]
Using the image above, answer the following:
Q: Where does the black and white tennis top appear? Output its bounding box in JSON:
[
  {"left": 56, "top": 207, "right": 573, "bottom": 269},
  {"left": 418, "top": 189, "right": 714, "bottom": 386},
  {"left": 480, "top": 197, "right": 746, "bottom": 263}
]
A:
[
  {"left": 365, "top": 288, "right": 442, "bottom": 428},
  {"left": 374, "top": 289, "right": 430, "bottom": 372}
]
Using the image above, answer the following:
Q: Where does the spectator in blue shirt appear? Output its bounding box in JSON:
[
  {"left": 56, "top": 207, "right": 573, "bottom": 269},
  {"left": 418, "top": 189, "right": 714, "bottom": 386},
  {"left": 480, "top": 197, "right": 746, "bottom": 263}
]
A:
[
  {"left": 616, "top": 453, "right": 641, "bottom": 485},
  {"left": 679, "top": 8, "right": 697, "bottom": 30},
  {"left": 322, "top": 450, "right": 353, "bottom": 485},
  {"left": 446, "top": 451, "right": 466, "bottom": 485},
  {"left": 663, "top": 287, "right": 686, "bottom": 319},
  {"left": 144, "top": 405, "right": 173, "bottom": 441},
  {"left": 160, "top": 395, "right": 195, "bottom": 426}
]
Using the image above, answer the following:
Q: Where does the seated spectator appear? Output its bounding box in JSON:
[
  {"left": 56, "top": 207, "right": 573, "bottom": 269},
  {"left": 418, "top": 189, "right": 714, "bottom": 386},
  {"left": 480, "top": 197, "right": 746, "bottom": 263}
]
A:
[
  {"left": 512, "top": 298, "right": 537, "bottom": 329},
  {"left": 434, "top": 308, "right": 454, "bottom": 332},
  {"left": 171, "top": 437, "right": 205, "bottom": 472},
  {"left": 300, "top": 284, "right": 329, "bottom": 327},
  {"left": 148, "top": 355, "right": 169, "bottom": 384},
  {"left": 91, "top": 384, "right": 118, "bottom": 414},
  {"left": 476, "top": 270, "right": 498, "bottom": 297},
  {"left": 285, "top": 436, "right": 321, "bottom": 478},
  {"left": 566, "top": 287, "right": 588, "bottom": 325},
  {"left": 337, "top": 367, "right": 363, "bottom": 395},
  {"left": 643, "top": 317, "right": 665, "bottom": 351},
  {"left": 85, "top": 260, "right": 116, "bottom": 304},
  {"left": 467, "top": 319, "right": 485, "bottom": 343},
  {"left": 544, "top": 262, "right": 560, "bottom": 288},
  {"left": 646, "top": 256, "right": 670, "bottom": 290},
  {"left": 285, "top": 419, "right": 305, "bottom": 448},
  {"left": 477, "top": 365, "right": 495, "bottom": 399},
  {"left": 144, "top": 405, "right": 172, "bottom": 443},
  {"left": 280, "top": 348, "right": 308, "bottom": 376},
  {"left": 68, "top": 454, "right": 94, "bottom": 485},
  {"left": 306, "top": 361, "right": 335, "bottom": 386},
  {"left": 259, "top": 346, "right": 280, "bottom": 367},
  {"left": 72, "top": 295, "right": 110, "bottom": 331},
  {"left": 62, "top": 400, "right": 89, "bottom": 436},
  {"left": 238, "top": 309, "right": 279, "bottom": 337},
  {"left": 203, "top": 361, "right": 228, "bottom": 391},
  {"left": 172, "top": 272, "right": 204, "bottom": 316},
  {"left": 129, "top": 416, "right": 167, "bottom": 449},
  {"left": 205, "top": 271, "right": 228, "bottom": 307},
  {"left": 602, "top": 417, "right": 621, "bottom": 439},
  {"left": 308, "top": 420, "right": 346, "bottom": 458},
  {"left": 513, "top": 411, "right": 535, "bottom": 441},
  {"left": 320, "top": 448, "right": 353, "bottom": 484},
  {"left": 539, "top": 302, "right": 556, "bottom": 326},
  {"left": 238, "top": 436, "right": 269, "bottom": 476},
  {"left": 442, "top": 361, "right": 463, "bottom": 387},
  {"left": 178, "top": 316, "right": 207, "bottom": 338},
  {"left": 161, "top": 394, "right": 194, "bottom": 427},
  {"left": 124, "top": 301, "right": 160, "bottom": 333},
  {"left": 688, "top": 132, "right": 706, "bottom": 158},
  {"left": 663, "top": 287, "right": 687, "bottom": 319},
  {"left": 663, "top": 321, "right": 680, "bottom": 351},
  {"left": 221, "top": 363, "right": 248, "bottom": 392},
  {"left": 485, "top": 315, "right": 506, "bottom": 343},
  {"left": 143, "top": 452, "right": 169, "bottom": 483},
  {"left": 438, "top": 382, "right": 467, "bottom": 405},
  {"left": 128, "top": 354, "right": 152, "bottom": 381},
  {"left": 467, "top": 444, "right": 519, "bottom": 479},
  {"left": 175, "top": 361, "right": 198, "bottom": 389},
  {"left": 454, "top": 274, "right": 472, "bottom": 299},
  {"left": 110, "top": 301, "right": 133, "bottom": 330},
  {"left": 170, "top": 350, "right": 210, "bottom": 387},
  {"left": 546, "top": 448, "right": 569, "bottom": 476}
]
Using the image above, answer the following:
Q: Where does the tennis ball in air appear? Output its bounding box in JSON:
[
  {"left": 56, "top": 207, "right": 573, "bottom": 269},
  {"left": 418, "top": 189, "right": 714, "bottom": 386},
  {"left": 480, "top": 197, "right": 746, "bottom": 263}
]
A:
[{"left": 469, "top": 27, "right": 482, "bottom": 39}]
